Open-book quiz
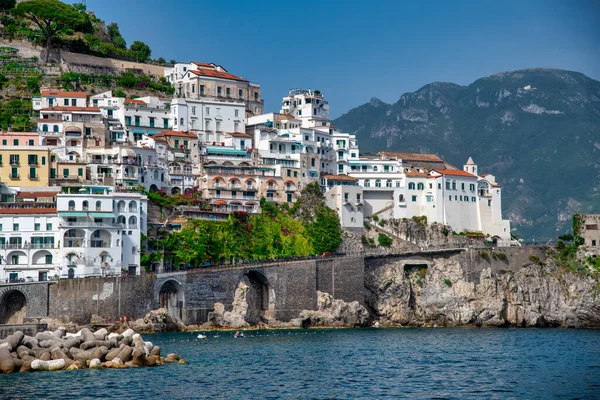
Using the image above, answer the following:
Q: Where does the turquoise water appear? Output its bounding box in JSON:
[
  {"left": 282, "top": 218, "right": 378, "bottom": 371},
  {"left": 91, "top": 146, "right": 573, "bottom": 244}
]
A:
[{"left": 1, "top": 328, "right": 600, "bottom": 399}]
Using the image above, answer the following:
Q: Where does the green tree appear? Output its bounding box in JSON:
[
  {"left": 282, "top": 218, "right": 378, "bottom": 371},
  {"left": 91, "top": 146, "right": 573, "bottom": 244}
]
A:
[
  {"left": 129, "top": 41, "right": 151, "bottom": 63},
  {"left": 107, "top": 22, "right": 126, "bottom": 49},
  {"left": 13, "top": 0, "right": 92, "bottom": 62},
  {"left": 157, "top": 57, "right": 166, "bottom": 64},
  {"left": 113, "top": 89, "right": 126, "bottom": 98}
]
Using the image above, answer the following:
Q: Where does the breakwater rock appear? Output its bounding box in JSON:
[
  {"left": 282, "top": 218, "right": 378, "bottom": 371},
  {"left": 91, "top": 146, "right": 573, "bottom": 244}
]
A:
[
  {"left": 0, "top": 327, "right": 184, "bottom": 374},
  {"left": 365, "top": 255, "right": 600, "bottom": 328}
]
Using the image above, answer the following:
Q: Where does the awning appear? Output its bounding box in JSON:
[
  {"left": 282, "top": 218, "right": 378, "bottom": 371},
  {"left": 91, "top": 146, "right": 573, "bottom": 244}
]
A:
[
  {"left": 121, "top": 148, "right": 135, "bottom": 157},
  {"left": 58, "top": 211, "right": 87, "bottom": 217},
  {"left": 147, "top": 130, "right": 158, "bottom": 135},
  {"left": 213, "top": 200, "right": 227, "bottom": 205},
  {"left": 89, "top": 212, "right": 116, "bottom": 218},
  {"left": 206, "top": 147, "right": 247, "bottom": 156},
  {"left": 132, "top": 129, "right": 145, "bottom": 134}
]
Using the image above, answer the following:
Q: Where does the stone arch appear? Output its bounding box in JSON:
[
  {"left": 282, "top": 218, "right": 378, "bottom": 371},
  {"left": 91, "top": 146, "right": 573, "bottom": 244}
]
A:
[
  {"left": 171, "top": 187, "right": 181, "bottom": 195},
  {"left": 149, "top": 184, "right": 158, "bottom": 192},
  {"left": 0, "top": 289, "right": 27, "bottom": 324},
  {"left": 241, "top": 270, "right": 272, "bottom": 325},
  {"left": 159, "top": 279, "right": 184, "bottom": 321}
]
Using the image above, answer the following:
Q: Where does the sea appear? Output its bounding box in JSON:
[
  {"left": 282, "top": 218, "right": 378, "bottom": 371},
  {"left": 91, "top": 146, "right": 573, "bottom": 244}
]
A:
[{"left": 1, "top": 328, "right": 599, "bottom": 399}]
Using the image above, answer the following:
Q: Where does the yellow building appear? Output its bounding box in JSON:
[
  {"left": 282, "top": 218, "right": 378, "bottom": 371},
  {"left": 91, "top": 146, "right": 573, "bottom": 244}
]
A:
[{"left": 0, "top": 146, "right": 52, "bottom": 188}]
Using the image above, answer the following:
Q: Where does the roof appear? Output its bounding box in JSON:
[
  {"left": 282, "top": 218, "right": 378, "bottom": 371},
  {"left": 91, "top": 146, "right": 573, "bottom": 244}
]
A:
[
  {"left": 321, "top": 174, "right": 357, "bottom": 182},
  {"left": 16, "top": 192, "right": 57, "bottom": 199},
  {"left": 432, "top": 169, "right": 478, "bottom": 178},
  {"left": 152, "top": 131, "right": 196, "bottom": 139},
  {"left": 481, "top": 173, "right": 490, "bottom": 177},
  {"left": 189, "top": 68, "right": 247, "bottom": 82},
  {"left": 0, "top": 208, "right": 57, "bottom": 215},
  {"left": 41, "top": 90, "right": 86, "bottom": 98},
  {"left": 192, "top": 62, "right": 215, "bottom": 68},
  {"left": 125, "top": 98, "right": 146, "bottom": 105},
  {"left": 40, "top": 106, "right": 101, "bottom": 113},
  {"left": 465, "top": 156, "right": 476, "bottom": 165},
  {"left": 404, "top": 168, "right": 429, "bottom": 177},
  {"left": 227, "top": 132, "right": 251, "bottom": 138},
  {"left": 492, "top": 183, "right": 501, "bottom": 188},
  {"left": 379, "top": 152, "right": 444, "bottom": 163}
]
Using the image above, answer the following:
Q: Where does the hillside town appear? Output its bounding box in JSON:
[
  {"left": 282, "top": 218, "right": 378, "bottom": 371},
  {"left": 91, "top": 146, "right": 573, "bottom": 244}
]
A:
[{"left": 0, "top": 59, "right": 515, "bottom": 283}]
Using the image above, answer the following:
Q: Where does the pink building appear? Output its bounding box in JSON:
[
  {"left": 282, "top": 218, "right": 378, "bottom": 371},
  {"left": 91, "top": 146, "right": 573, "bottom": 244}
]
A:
[{"left": 0, "top": 132, "right": 40, "bottom": 147}]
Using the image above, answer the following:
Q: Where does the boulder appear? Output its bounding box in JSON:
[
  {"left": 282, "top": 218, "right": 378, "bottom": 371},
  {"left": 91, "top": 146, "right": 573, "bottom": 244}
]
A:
[
  {"left": 40, "top": 352, "right": 52, "bottom": 361},
  {"left": 2, "top": 331, "right": 24, "bottom": 352},
  {"left": 150, "top": 346, "right": 161, "bottom": 357},
  {"left": 165, "top": 353, "right": 179, "bottom": 363},
  {"left": 51, "top": 348, "right": 73, "bottom": 368},
  {"left": 80, "top": 328, "right": 96, "bottom": 343},
  {"left": 93, "top": 328, "right": 108, "bottom": 340},
  {"left": 116, "top": 345, "right": 133, "bottom": 363},
  {"left": 52, "top": 327, "right": 66, "bottom": 339},
  {"left": 19, "top": 360, "right": 33, "bottom": 373},
  {"left": 16, "top": 346, "right": 35, "bottom": 358},
  {"left": 121, "top": 329, "right": 135, "bottom": 338},
  {"left": 31, "top": 359, "right": 65, "bottom": 371},
  {"left": 105, "top": 347, "right": 121, "bottom": 362},
  {"left": 128, "top": 348, "right": 146, "bottom": 367},
  {"left": 34, "top": 332, "right": 53, "bottom": 342},
  {"left": 62, "top": 337, "right": 82, "bottom": 350},
  {"left": 89, "top": 358, "right": 102, "bottom": 369},
  {"left": 0, "top": 347, "right": 17, "bottom": 373},
  {"left": 21, "top": 335, "right": 38, "bottom": 349},
  {"left": 39, "top": 339, "right": 63, "bottom": 349}
]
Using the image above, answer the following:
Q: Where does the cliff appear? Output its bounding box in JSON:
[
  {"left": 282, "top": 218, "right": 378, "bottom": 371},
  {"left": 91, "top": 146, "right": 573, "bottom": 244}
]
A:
[{"left": 365, "top": 249, "right": 600, "bottom": 328}]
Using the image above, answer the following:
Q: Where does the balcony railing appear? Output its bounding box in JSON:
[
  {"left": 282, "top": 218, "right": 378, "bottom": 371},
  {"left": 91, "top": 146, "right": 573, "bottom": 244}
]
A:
[
  {"left": 60, "top": 221, "right": 124, "bottom": 228},
  {"left": 90, "top": 240, "right": 109, "bottom": 248}
]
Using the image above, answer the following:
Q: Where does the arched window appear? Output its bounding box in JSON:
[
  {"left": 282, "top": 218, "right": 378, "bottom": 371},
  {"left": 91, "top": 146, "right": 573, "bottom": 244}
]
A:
[
  {"left": 375, "top": 179, "right": 381, "bottom": 188},
  {"left": 364, "top": 179, "right": 370, "bottom": 188},
  {"left": 417, "top": 183, "right": 424, "bottom": 190},
  {"left": 408, "top": 182, "right": 415, "bottom": 190},
  {"left": 68, "top": 200, "right": 75, "bottom": 211},
  {"left": 129, "top": 201, "right": 137, "bottom": 213},
  {"left": 386, "top": 179, "right": 392, "bottom": 188},
  {"left": 132, "top": 246, "right": 136, "bottom": 254},
  {"left": 53, "top": 125, "right": 59, "bottom": 133},
  {"left": 399, "top": 194, "right": 405, "bottom": 202},
  {"left": 116, "top": 239, "right": 120, "bottom": 247},
  {"left": 82, "top": 200, "right": 89, "bottom": 211},
  {"left": 96, "top": 201, "right": 101, "bottom": 211},
  {"left": 373, "top": 166, "right": 378, "bottom": 172},
  {"left": 42, "top": 124, "right": 48, "bottom": 132},
  {"left": 128, "top": 216, "right": 137, "bottom": 228},
  {"left": 117, "top": 216, "right": 126, "bottom": 226},
  {"left": 452, "top": 180, "right": 457, "bottom": 190},
  {"left": 180, "top": 118, "right": 184, "bottom": 125}
]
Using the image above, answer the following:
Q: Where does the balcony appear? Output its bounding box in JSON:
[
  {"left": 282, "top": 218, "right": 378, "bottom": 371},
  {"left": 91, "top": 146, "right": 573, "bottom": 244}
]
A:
[
  {"left": 27, "top": 174, "right": 39, "bottom": 180},
  {"left": 266, "top": 185, "right": 278, "bottom": 191},
  {"left": 244, "top": 185, "right": 257, "bottom": 192},
  {"left": 60, "top": 221, "right": 124, "bottom": 228},
  {"left": 90, "top": 240, "right": 109, "bottom": 248},
  {"left": 0, "top": 203, "right": 56, "bottom": 211}
]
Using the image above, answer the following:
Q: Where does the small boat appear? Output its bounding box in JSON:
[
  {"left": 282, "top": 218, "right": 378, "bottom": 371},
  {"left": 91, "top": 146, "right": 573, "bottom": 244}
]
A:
[{"left": 197, "top": 334, "right": 207, "bottom": 339}]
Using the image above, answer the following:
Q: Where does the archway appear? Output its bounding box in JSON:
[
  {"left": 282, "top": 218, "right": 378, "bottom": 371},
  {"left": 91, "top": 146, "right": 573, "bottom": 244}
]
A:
[
  {"left": 243, "top": 270, "right": 270, "bottom": 325},
  {"left": 159, "top": 280, "right": 184, "bottom": 321},
  {"left": 0, "top": 290, "right": 27, "bottom": 324}
]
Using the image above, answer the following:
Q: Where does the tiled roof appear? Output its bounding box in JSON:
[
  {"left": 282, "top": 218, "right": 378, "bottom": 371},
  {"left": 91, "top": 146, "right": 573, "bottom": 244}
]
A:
[
  {"left": 0, "top": 208, "right": 57, "bottom": 215},
  {"left": 40, "top": 106, "right": 101, "bottom": 112},
  {"left": 492, "top": 183, "right": 501, "bottom": 188},
  {"left": 433, "top": 169, "right": 478, "bottom": 178},
  {"left": 321, "top": 174, "right": 357, "bottom": 182},
  {"left": 404, "top": 168, "right": 429, "bottom": 177},
  {"left": 380, "top": 152, "right": 444, "bottom": 163},
  {"left": 192, "top": 62, "right": 215, "bottom": 68},
  {"left": 125, "top": 98, "right": 146, "bottom": 105},
  {"left": 152, "top": 131, "right": 196, "bottom": 139},
  {"left": 41, "top": 90, "right": 86, "bottom": 98},
  {"left": 16, "top": 192, "right": 57, "bottom": 199},
  {"left": 227, "top": 132, "right": 251, "bottom": 138},
  {"left": 189, "top": 68, "right": 247, "bottom": 82}
]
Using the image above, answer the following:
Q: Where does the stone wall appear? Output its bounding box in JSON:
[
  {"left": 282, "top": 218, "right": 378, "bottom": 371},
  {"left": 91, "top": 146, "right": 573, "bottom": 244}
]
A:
[{"left": 49, "top": 275, "right": 155, "bottom": 325}]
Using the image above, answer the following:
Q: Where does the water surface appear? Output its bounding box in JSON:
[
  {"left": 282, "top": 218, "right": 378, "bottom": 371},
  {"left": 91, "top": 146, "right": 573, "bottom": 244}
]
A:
[{"left": 1, "top": 328, "right": 599, "bottom": 399}]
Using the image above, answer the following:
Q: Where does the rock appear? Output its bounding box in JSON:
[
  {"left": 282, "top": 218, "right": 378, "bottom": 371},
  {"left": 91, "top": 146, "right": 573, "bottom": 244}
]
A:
[
  {"left": 80, "top": 328, "right": 96, "bottom": 343},
  {"left": 39, "top": 339, "right": 63, "bottom": 349},
  {"left": 121, "top": 329, "right": 135, "bottom": 338},
  {"left": 2, "top": 331, "right": 24, "bottom": 352},
  {"left": 40, "top": 352, "right": 52, "bottom": 361},
  {"left": 105, "top": 347, "right": 121, "bottom": 361},
  {"left": 111, "top": 357, "right": 123, "bottom": 365},
  {"left": 31, "top": 359, "right": 65, "bottom": 371},
  {"left": 129, "top": 348, "right": 146, "bottom": 367},
  {"left": 178, "top": 359, "right": 188, "bottom": 364},
  {"left": 150, "top": 346, "right": 161, "bottom": 357},
  {"left": 89, "top": 358, "right": 102, "bottom": 369},
  {"left": 65, "top": 363, "right": 79, "bottom": 371},
  {"left": 16, "top": 346, "right": 35, "bottom": 358},
  {"left": 165, "top": 353, "right": 179, "bottom": 363},
  {"left": 93, "top": 328, "right": 108, "bottom": 340},
  {"left": 52, "top": 327, "right": 66, "bottom": 339},
  {"left": 51, "top": 348, "right": 73, "bottom": 367},
  {"left": 34, "top": 332, "right": 53, "bottom": 342},
  {"left": 107, "top": 333, "right": 122, "bottom": 341},
  {"left": 62, "top": 337, "right": 82, "bottom": 350},
  {"left": 19, "top": 360, "right": 33, "bottom": 373},
  {"left": 116, "top": 345, "right": 133, "bottom": 363},
  {"left": 0, "top": 347, "right": 17, "bottom": 373},
  {"left": 21, "top": 335, "right": 38, "bottom": 349},
  {"left": 298, "top": 292, "right": 369, "bottom": 327},
  {"left": 144, "top": 356, "right": 157, "bottom": 366}
]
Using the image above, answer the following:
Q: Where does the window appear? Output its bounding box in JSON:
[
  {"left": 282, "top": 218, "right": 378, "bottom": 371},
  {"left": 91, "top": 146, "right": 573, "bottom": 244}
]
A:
[
  {"left": 449, "top": 196, "right": 452, "bottom": 201},
  {"left": 338, "top": 151, "right": 343, "bottom": 159},
  {"left": 29, "top": 154, "right": 40, "bottom": 165},
  {"left": 472, "top": 197, "right": 476, "bottom": 202},
  {"left": 205, "top": 120, "right": 211, "bottom": 131},
  {"left": 64, "top": 99, "right": 69, "bottom": 106},
  {"left": 344, "top": 193, "right": 349, "bottom": 202},
  {"left": 46, "top": 223, "right": 52, "bottom": 230},
  {"left": 408, "top": 182, "right": 415, "bottom": 190},
  {"left": 357, "top": 194, "right": 361, "bottom": 202},
  {"left": 375, "top": 179, "right": 381, "bottom": 188},
  {"left": 35, "top": 223, "right": 40, "bottom": 231},
  {"left": 399, "top": 194, "right": 405, "bottom": 202},
  {"left": 10, "top": 167, "right": 18, "bottom": 179},
  {"left": 78, "top": 168, "right": 83, "bottom": 177},
  {"left": 417, "top": 183, "right": 424, "bottom": 190},
  {"left": 452, "top": 181, "right": 456, "bottom": 190},
  {"left": 238, "top": 89, "right": 243, "bottom": 98},
  {"left": 464, "top": 197, "right": 469, "bottom": 202},
  {"left": 235, "top": 109, "right": 239, "bottom": 117},
  {"left": 68, "top": 200, "right": 75, "bottom": 210},
  {"left": 364, "top": 179, "right": 370, "bottom": 187},
  {"left": 254, "top": 92, "right": 258, "bottom": 100},
  {"left": 13, "top": 139, "right": 18, "bottom": 145},
  {"left": 53, "top": 125, "right": 59, "bottom": 133},
  {"left": 234, "top": 122, "right": 239, "bottom": 132},
  {"left": 455, "top": 195, "right": 458, "bottom": 200},
  {"left": 460, "top": 196, "right": 463, "bottom": 201},
  {"left": 28, "top": 139, "right": 34, "bottom": 146},
  {"left": 134, "top": 116, "right": 140, "bottom": 126},
  {"left": 29, "top": 167, "right": 36, "bottom": 179},
  {"left": 125, "top": 116, "right": 131, "bottom": 125},
  {"left": 9, "top": 154, "right": 19, "bottom": 165},
  {"left": 488, "top": 200, "right": 491, "bottom": 207},
  {"left": 461, "top": 183, "right": 465, "bottom": 190},
  {"left": 82, "top": 200, "right": 89, "bottom": 211},
  {"left": 412, "top": 195, "right": 417, "bottom": 202},
  {"left": 200, "top": 85, "right": 205, "bottom": 95},
  {"left": 287, "top": 170, "right": 291, "bottom": 177},
  {"left": 50, "top": 168, "right": 56, "bottom": 179},
  {"left": 42, "top": 156, "right": 46, "bottom": 165},
  {"left": 96, "top": 201, "right": 102, "bottom": 211},
  {"left": 226, "top": 88, "right": 231, "bottom": 96},
  {"left": 163, "top": 118, "right": 169, "bottom": 129},
  {"left": 217, "top": 86, "right": 222, "bottom": 95},
  {"left": 386, "top": 180, "right": 392, "bottom": 188},
  {"left": 191, "top": 84, "right": 195, "bottom": 93},
  {"left": 42, "top": 125, "right": 48, "bottom": 133},
  {"left": 338, "top": 164, "right": 343, "bottom": 173},
  {"left": 180, "top": 118, "right": 184, "bottom": 126},
  {"left": 470, "top": 184, "right": 475, "bottom": 191},
  {"left": 446, "top": 181, "right": 451, "bottom": 190},
  {"left": 384, "top": 165, "right": 390, "bottom": 172},
  {"left": 13, "top": 224, "right": 19, "bottom": 231},
  {"left": 149, "top": 117, "right": 155, "bottom": 127},
  {"left": 429, "top": 183, "right": 433, "bottom": 189},
  {"left": 45, "top": 255, "right": 52, "bottom": 264},
  {"left": 63, "top": 168, "right": 69, "bottom": 178},
  {"left": 592, "top": 240, "right": 597, "bottom": 247},
  {"left": 287, "top": 193, "right": 293, "bottom": 203}
]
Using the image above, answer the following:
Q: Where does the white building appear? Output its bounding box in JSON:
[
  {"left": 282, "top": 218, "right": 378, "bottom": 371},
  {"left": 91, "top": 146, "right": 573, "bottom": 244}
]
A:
[
  {"left": 321, "top": 174, "right": 364, "bottom": 232},
  {"left": 0, "top": 191, "right": 60, "bottom": 283},
  {"left": 57, "top": 187, "right": 147, "bottom": 278},
  {"left": 281, "top": 89, "right": 330, "bottom": 128},
  {"left": 33, "top": 90, "right": 87, "bottom": 111}
]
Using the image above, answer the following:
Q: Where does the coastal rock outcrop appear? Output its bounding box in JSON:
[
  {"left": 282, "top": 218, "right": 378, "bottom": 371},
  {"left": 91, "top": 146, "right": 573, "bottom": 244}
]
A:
[
  {"left": 297, "top": 291, "right": 369, "bottom": 327},
  {"left": 365, "top": 254, "right": 600, "bottom": 328}
]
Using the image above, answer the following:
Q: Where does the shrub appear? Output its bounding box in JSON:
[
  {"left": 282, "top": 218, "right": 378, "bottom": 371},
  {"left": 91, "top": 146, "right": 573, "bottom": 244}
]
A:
[
  {"left": 368, "top": 238, "right": 376, "bottom": 247},
  {"left": 416, "top": 279, "right": 423, "bottom": 287},
  {"left": 378, "top": 233, "right": 392, "bottom": 248},
  {"left": 372, "top": 215, "right": 379, "bottom": 222},
  {"left": 378, "top": 219, "right": 386, "bottom": 227},
  {"left": 480, "top": 250, "right": 490, "bottom": 260},
  {"left": 496, "top": 252, "right": 508, "bottom": 262},
  {"left": 363, "top": 221, "right": 371, "bottom": 230},
  {"left": 442, "top": 227, "right": 449, "bottom": 237},
  {"left": 418, "top": 267, "right": 427, "bottom": 279},
  {"left": 529, "top": 255, "right": 541, "bottom": 264},
  {"left": 444, "top": 279, "right": 452, "bottom": 287},
  {"left": 361, "top": 234, "right": 368, "bottom": 245}
]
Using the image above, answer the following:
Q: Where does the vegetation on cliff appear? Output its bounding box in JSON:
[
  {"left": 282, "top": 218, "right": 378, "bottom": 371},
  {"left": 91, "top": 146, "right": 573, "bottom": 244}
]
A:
[{"left": 143, "top": 183, "right": 342, "bottom": 270}]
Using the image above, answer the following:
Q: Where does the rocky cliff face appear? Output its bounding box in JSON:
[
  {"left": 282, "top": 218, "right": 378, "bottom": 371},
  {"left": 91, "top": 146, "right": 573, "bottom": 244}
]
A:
[
  {"left": 334, "top": 68, "right": 600, "bottom": 240},
  {"left": 365, "top": 252, "right": 600, "bottom": 327}
]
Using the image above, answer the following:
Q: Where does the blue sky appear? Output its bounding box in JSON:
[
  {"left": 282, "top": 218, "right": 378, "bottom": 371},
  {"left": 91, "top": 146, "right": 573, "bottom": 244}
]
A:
[{"left": 88, "top": 0, "right": 599, "bottom": 118}]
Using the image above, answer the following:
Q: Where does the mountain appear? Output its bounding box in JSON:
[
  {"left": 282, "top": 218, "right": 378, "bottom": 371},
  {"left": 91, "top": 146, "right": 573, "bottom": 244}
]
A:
[{"left": 333, "top": 68, "right": 600, "bottom": 240}]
